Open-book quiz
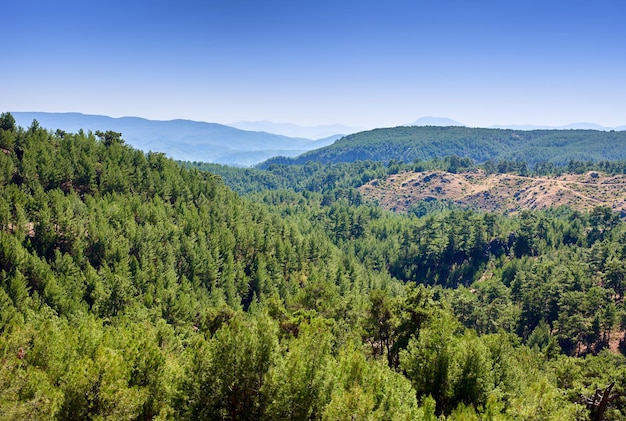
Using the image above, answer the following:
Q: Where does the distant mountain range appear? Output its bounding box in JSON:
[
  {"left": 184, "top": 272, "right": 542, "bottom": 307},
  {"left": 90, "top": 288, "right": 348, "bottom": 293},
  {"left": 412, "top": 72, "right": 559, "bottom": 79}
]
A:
[
  {"left": 409, "top": 117, "right": 465, "bottom": 127},
  {"left": 491, "top": 122, "right": 626, "bottom": 131},
  {"left": 10, "top": 112, "right": 341, "bottom": 166},
  {"left": 9, "top": 112, "right": 626, "bottom": 167},
  {"left": 409, "top": 116, "right": 626, "bottom": 131},
  {"left": 228, "top": 120, "right": 360, "bottom": 139}
]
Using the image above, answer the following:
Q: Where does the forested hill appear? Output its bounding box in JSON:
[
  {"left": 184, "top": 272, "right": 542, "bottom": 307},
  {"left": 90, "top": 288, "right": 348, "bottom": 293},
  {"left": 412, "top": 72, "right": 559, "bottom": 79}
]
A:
[
  {"left": 261, "top": 126, "right": 626, "bottom": 166},
  {"left": 5, "top": 113, "right": 626, "bottom": 420},
  {"left": 0, "top": 114, "right": 401, "bottom": 418}
]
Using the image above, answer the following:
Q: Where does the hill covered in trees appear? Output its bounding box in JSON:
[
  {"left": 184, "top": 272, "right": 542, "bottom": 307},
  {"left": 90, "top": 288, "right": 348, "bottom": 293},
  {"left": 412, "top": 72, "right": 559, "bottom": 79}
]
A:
[
  {"left": 3, "top": 113, "right": 626, "bottom": 420},
  {"left": 262, "top": 126, "right": 626, "bottom": 166}
]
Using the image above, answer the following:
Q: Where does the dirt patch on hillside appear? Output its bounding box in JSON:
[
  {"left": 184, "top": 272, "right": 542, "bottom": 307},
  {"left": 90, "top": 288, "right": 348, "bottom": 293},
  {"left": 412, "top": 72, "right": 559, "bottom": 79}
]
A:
[{"left": 359, "top": 169, "right": 626, "bottom": 214}]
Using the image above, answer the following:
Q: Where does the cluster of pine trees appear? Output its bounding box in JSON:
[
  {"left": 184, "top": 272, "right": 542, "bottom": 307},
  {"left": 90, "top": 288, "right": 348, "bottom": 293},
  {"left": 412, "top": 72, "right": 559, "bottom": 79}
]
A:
[{"left": 2, "top": 112, "right": 626, "bottom": 420}]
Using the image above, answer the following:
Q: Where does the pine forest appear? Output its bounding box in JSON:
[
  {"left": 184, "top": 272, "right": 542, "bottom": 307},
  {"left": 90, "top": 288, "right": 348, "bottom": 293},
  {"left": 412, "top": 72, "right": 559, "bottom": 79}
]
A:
[{"left": 3, "top": 112, "right": 626, "bottom": 420}]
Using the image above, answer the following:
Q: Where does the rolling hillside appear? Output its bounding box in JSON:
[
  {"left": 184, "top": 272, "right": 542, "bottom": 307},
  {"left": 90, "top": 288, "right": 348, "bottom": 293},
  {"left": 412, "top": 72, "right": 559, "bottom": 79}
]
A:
[{"left": 262, "top": 126, "right": 626, "bottom": 167}]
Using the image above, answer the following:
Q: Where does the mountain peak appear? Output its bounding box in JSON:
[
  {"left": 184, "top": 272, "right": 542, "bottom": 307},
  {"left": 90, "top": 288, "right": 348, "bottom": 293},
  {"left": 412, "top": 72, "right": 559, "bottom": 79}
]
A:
[{"left": 410, "top": 117, "right": 464, "bottom": 127}]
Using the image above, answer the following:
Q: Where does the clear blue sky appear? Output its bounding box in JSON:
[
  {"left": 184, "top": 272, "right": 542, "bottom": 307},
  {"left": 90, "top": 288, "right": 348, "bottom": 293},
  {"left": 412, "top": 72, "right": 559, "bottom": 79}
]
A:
[{"left": 3, "top": 0, "right": 625, "bottom": 128}]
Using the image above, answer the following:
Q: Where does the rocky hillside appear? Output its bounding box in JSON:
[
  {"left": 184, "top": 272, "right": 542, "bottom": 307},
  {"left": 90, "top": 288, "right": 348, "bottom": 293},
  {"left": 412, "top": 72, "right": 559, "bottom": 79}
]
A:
[{"left": 359, "top": 169, "right": 626, "bottom": 215}]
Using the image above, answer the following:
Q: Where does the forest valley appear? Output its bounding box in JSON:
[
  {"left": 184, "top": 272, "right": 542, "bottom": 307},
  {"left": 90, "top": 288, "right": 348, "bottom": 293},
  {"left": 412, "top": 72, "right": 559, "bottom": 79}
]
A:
[{"left": 3, "top": 112, "right": 626, "bottom": 420}]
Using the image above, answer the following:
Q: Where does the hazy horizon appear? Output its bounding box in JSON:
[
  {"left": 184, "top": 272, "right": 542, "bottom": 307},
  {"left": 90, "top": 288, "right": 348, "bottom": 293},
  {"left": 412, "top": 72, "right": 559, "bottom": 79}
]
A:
[{"left": 3, "top": 0, "right": 625, "bottom": 129}]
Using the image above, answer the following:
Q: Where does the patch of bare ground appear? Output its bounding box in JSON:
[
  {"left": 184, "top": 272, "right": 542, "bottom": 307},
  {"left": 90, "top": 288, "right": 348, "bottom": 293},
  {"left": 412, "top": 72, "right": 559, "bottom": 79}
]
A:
[
  {"left": 359, "top": 169, "right": 626, "bottom": 214},
  {"left": 609, "top": 330, "right": 623, "bottom": 354}
]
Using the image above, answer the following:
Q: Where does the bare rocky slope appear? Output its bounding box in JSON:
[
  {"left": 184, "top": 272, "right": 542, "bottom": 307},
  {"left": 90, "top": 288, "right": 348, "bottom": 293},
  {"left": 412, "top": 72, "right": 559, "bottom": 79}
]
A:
[{"left": 359, "top": 169, "right": 626, "bottom": 214}]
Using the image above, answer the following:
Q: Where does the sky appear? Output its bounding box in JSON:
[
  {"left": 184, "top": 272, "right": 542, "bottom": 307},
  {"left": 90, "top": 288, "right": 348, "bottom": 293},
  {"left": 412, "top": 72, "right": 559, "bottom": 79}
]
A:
[{"left": 2, "top": 0, "right": 626, "bottom": 129}]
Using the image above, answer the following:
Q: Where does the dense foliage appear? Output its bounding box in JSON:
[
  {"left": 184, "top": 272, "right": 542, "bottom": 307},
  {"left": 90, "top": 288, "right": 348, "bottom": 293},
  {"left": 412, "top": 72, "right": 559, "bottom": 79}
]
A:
[
  {"left": 262, "top": 125, "right": 626, "bottom": 167},
  {"left": 3, "top": 113, "right": 626, "bottom": 420}
]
